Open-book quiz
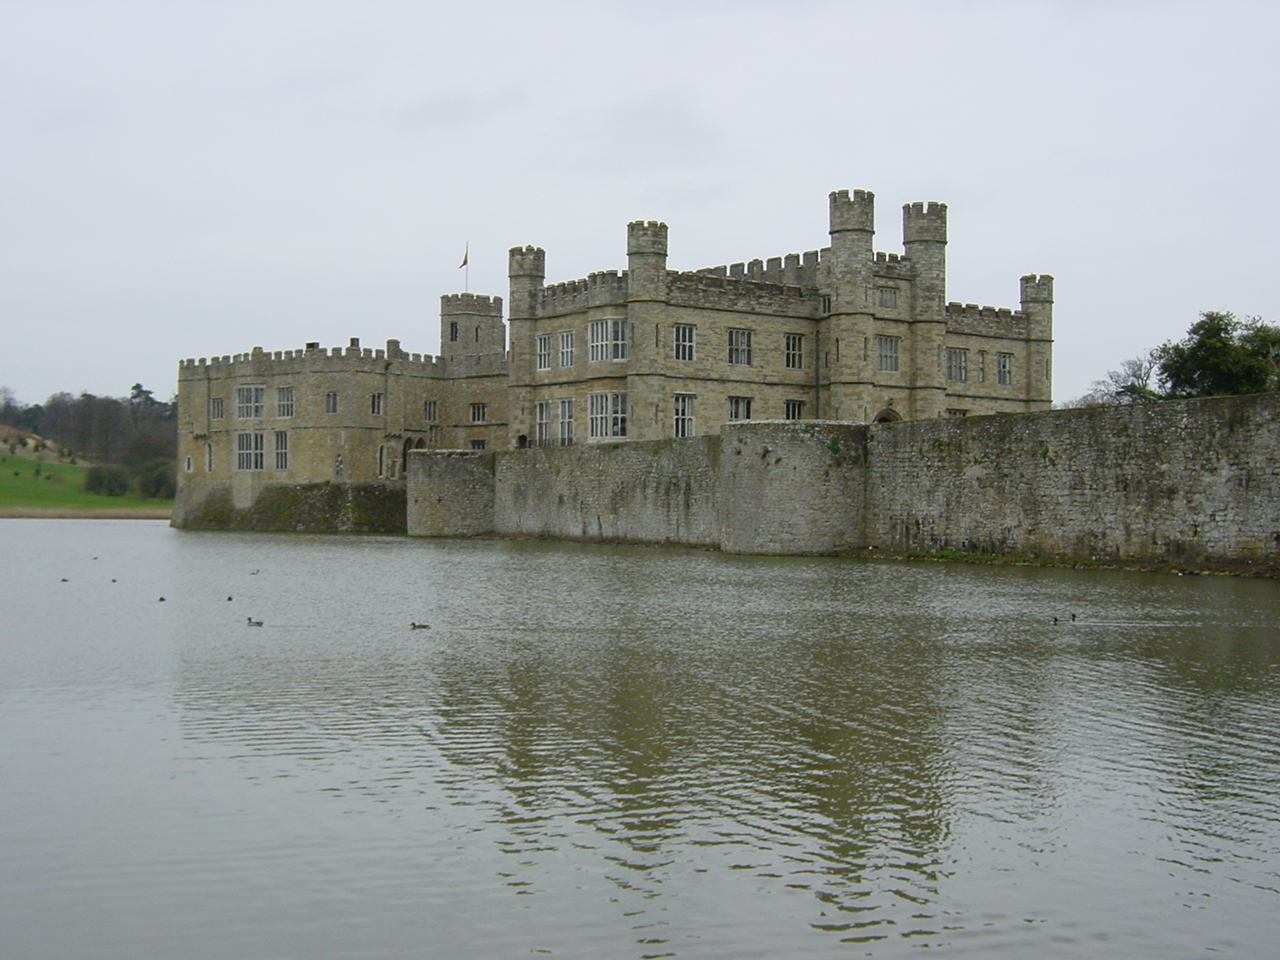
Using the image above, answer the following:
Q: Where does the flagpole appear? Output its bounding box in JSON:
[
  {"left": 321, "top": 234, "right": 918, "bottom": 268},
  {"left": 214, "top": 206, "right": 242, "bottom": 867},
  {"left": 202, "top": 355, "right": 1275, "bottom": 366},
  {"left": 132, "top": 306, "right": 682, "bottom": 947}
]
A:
[{"left": 460, "top": 241, "right": 470, "bottom": 293}]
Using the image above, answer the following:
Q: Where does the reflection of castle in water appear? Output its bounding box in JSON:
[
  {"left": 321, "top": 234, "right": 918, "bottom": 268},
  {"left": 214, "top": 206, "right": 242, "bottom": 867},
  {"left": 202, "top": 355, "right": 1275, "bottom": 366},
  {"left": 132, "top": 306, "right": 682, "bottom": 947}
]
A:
[{"left": 167, "top": 533, "right": 1280, "bottom": 947}]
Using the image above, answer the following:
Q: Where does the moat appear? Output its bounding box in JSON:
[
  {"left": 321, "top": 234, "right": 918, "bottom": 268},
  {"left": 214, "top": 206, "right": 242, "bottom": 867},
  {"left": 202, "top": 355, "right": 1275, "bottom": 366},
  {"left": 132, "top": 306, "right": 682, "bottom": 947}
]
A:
[{"left": 4, "top": 520, "right": 1279, "bottom": 959}]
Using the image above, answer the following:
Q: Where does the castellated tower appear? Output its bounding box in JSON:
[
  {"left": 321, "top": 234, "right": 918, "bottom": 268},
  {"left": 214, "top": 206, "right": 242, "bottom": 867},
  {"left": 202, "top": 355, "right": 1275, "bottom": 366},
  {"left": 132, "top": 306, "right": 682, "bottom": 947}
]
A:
[
  {"left": 439, "top": 293, "right": 505, "bottom": 357},
  {"left": 1020, "top": 274, "right": 1055, "bottom": 405},
  {"left": 822, "top": 190, "right": 876, "bottom": 418},
  {"left": 508, "top": 246, "right": 546, "bottom": 321},
  {"left": 903, "top": 201, "right": 948, "bottom": 418},
  {"left": 827, "top": 189, "right": 875, "bottom": 312},
  {"left": 627, "top": 221, "right": 669, "bottom": 301}
]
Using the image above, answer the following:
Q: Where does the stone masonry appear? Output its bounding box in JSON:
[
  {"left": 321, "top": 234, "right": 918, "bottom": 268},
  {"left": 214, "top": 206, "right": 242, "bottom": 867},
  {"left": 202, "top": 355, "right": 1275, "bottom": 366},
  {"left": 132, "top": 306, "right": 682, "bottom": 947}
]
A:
[
  {"left": 407, "top": 393, "right": 1280, "bottom": 565},
  {"left": 174, "top": 189, "right": 1052, "bottom": 531}
]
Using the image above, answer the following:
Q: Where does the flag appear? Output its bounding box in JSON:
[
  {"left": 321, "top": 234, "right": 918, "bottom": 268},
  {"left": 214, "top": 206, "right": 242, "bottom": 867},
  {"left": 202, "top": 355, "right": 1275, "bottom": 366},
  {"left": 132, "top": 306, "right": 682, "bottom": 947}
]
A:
[{"left": 458, "top": 243, "right": 468, "bottom": 269}]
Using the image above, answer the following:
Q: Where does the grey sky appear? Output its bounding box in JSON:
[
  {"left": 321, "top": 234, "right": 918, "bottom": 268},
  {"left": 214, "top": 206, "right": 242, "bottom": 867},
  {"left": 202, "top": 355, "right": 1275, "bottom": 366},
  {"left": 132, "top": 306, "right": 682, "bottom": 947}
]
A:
[{"left": 2, "top": 0, "right": 1277, "bottom": 405}]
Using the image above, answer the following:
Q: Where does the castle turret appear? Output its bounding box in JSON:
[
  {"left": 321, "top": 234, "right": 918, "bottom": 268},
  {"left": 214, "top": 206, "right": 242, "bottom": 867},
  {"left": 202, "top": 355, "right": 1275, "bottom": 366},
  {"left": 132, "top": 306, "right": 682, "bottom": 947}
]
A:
[
  {"left": 820, "top": 190, "right": 877, "bottom": 418},
  {"left": 627, "top": 221, "right": 668, "bottom": 301},
  {"left": 903, "top": 201, "right": 947, "bottom": 304},
  {"left": 828, "top": 189, "right": 875, "bottom": 312},
  {"left": 902, "top": 202, "right": 948, "bottom": 417},
  {"left": 1020, "top": 274, "right": 1054, "bottom": 408},
  {"left": 508, "top": 246, "right": 545, "bottom": 321},
  {"left": 440, "top": 293, "right": 505, "bottom": 357},
  {"left": 1020, "top": 274, "right": 1054, "bottom": 341}
]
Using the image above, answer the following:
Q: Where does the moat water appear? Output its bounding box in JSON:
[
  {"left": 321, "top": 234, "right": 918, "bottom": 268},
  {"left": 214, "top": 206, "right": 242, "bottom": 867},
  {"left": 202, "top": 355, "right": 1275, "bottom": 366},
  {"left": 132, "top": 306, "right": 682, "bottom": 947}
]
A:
[{"left": 3, "top": 520, "right": 1280, "bottom": 959}]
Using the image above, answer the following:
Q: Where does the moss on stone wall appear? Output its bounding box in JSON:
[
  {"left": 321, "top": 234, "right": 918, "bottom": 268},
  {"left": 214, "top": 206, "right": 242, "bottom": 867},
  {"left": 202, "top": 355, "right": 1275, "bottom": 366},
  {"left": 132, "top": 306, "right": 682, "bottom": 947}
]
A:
[{"left": 174, "top": 482, "right": 406, "bottom": 534}]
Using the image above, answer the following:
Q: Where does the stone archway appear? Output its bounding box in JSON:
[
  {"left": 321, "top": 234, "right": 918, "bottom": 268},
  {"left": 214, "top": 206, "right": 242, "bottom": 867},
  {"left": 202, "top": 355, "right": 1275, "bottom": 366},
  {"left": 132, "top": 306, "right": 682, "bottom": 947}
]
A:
[{"left": 873, "top": 408, "right": 902, "bottom": 423}]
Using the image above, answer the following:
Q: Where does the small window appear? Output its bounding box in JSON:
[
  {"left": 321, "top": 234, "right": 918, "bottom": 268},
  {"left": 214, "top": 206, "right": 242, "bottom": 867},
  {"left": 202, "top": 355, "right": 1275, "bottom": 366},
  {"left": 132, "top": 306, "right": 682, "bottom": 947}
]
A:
[
  {"left": 449, "top": 321, "right": 459, "bottom": 342},
  {"left": 727, "top": 396, "right": 753, "bottom": 421},
  {"left": 470, "top": 439, "right": 487, "bottom": 450},
  {"left": 945, "top": 408, "right": 969, "bottom": 417},
  {"left": 536, "top": 334, "right": 552, "bottom": 371},
  {"left": 674, "top": 394, "right": 695, "bottom": 438},
  {"left": 784, "top": 333, "right": 804, "bottom": 370},
  {"left": 877, "top": 336, "right": 901, "bottom": 373},
  {"left": 235, "top": 432, "right": 265, "bottom": 470},
  {"left": 274, "top": 431, "right": 288, "bottom": 470},
  {"left": 674, "top": 324, "right": 695, "bottom": 361},
  {"left": 559, "top": 331, "right": 575, "bottom": 367},
  {"left": 209, "top": 397, "right": 224, "bottom": 420},
  {"left": 878, "top": 287, "right": 898, "bottom": 309},
  {"left": 997, "top": 352, "right": 1014, "bottom": 385},
  {"left": 184, "top": 456, "right": 193, "bottom": 473},
  {"left": 276, "top": 387, "right": 294, "bottom": 418},
  {"left": 535, "top": 400, "right": 552, "bottom": 447},
  {"left": 728, "top": 329, "right": 752, "bottom": 365},
  {"left": 947, "top": 348, "right": 969, "bottom": 382},
  {"left": 324, "top": 391, "right": 339, "bottom": 414},
  {"left": 205, "top": 442, "right": 213, "bottom": 472},
  {"left": 470, "top": 403, "right": 486, "bottom": 423},
  {"left": 558, "top": 398, "right": 575, "bottom": 446},
  {"left": 427, "top": 424, "right": 442, "bottom": 445},
  {"left": 235, "top": 386, "right": 264, "bottom": 419},
  {"left": 784, "top": 399, "right": 806, "bottom": 420},
  {"left": 820, "top": 295, "right": 832, "bottom": 314},
  {"left": 423, "top": 399, "right": 438, "bottom": 421},
  {"left": 371, "top": 393, "right": 384, "bottom": 415}
]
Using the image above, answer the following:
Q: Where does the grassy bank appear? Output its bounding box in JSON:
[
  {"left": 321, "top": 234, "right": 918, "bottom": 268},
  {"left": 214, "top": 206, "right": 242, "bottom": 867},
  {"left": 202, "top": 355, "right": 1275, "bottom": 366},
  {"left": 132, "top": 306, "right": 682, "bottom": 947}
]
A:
[{"left": 0, "top": 453, "right": 172, "bottom": 518}]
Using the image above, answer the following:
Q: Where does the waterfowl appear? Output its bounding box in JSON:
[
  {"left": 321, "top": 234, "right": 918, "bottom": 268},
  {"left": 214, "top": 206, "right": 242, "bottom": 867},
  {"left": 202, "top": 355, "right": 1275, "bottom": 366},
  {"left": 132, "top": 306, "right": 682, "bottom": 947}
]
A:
[
  {"left": 410, "top": 622, "right": 431, "bottom": 630},
  {"left": 246, "top": 617, "right": 263, "bottom": 627}
]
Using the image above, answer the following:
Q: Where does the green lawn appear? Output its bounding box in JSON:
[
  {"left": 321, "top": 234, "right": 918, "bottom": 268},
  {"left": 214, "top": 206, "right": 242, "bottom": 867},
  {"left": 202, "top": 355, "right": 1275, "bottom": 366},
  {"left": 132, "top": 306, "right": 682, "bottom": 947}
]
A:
[{"left": 0, "top": 454, "right": 174, "bottom": 513}]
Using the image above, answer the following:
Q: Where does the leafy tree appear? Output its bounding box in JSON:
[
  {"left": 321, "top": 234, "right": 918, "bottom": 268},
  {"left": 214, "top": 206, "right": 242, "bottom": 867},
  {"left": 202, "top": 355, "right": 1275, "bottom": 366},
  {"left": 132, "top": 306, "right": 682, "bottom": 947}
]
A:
[
  {"left": 84, "top": 464, "right": 131, "bottom": 497},
  {"left": 1156, "top": 312, "right": 1280, "bottom": 398},
  {"left": 134, "top": 458, "right": 177, "bottom": 499},
  {"left": 1062, "top": 348, "right": 1163, "bottom": 407}
]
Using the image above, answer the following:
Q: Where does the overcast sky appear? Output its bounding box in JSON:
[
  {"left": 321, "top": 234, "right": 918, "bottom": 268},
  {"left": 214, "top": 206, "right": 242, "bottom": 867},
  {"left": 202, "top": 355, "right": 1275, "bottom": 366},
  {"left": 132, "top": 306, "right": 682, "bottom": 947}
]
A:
[{"left": 2, "top": 0, "right": 1277, "bottom": 406}]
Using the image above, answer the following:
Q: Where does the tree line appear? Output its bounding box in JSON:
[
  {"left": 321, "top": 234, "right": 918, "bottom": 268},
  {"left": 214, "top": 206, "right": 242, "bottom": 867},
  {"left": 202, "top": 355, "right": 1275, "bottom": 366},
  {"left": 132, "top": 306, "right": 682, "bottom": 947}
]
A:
[
  {"left": 1064, "top": 312, "right": 1280, "bottom": 407},
  {"left": 0, "top": 383, "right": 178, "bottom": 499}
]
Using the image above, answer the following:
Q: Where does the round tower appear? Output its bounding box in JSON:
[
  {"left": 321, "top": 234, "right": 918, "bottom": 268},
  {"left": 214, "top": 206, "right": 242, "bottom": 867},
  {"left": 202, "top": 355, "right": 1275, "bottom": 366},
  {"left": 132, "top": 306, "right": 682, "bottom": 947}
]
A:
[
  {"left": 627, "top": 221, "right": 668, "bottom": 301},
  {"left": 508, "top": 246, "right": 545, "bottom": 321}
]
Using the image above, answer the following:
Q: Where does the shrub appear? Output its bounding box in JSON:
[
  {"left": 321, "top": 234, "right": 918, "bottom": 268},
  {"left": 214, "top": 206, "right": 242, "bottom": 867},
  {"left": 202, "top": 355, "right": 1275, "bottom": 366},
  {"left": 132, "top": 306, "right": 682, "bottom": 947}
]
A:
[{"left": 84, "top": 465, "right": 131, "bottom": 497}]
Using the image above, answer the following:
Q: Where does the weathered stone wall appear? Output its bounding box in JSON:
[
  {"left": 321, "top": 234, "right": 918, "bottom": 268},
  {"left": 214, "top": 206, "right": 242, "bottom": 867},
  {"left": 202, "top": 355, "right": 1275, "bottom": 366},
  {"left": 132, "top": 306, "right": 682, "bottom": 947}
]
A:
[
  {"left": 407, "top": 393, "right": 1280, "bottom": 566},
  {"left": 864, "top": 394, "right": 1280, "bottom": 563},
  {"left": 406, "top": 450, "right": 496, "bottom": 537},
  {"left": 172, "top": 480, "right": 406, "bottom": 534},
  {"left": 491, "top": 436, "right": 721, "bottom": 546},
  {"left": 719, "top": 421, "right": 867, "bottom": 554}
]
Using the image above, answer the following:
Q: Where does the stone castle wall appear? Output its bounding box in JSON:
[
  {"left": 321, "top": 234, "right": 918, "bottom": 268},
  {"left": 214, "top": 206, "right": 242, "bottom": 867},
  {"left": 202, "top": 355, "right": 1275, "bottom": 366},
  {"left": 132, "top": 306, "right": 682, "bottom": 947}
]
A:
[{"left": 406, "top": 393, "right": 1280, "bottom": 565}]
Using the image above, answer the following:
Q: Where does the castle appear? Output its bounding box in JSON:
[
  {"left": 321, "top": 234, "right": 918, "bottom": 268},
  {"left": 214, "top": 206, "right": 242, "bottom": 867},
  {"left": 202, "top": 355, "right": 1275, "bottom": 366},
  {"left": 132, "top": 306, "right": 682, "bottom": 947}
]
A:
[{"left": 173, "top": 189, "right": 1053, "bottom": 528}]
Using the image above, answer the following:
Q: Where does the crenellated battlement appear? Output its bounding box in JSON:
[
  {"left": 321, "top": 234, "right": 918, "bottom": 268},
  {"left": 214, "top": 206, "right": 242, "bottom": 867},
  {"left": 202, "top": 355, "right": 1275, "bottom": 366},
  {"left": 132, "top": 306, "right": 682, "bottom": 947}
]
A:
[
  {"left": 627, "top": 220, "right": 669, "bottom": 256},
  {"left": 178, "top": 338, "right": 451, "bottom": 379},
  {"left": 1020, "top": 274, "right": 1055, "bottom": 303},
  {"left": 694, "top": 248, "right": 828, "bottom": 289},
  {"left": 536, "top": 270, "right": 629, "bottom": 314},
  {"left": 830, "top": 189, "right": 875, "bottom": 234},
  {"left": 440, "top": 292, "right": 504, "bottom": 315},
  {"left": 903, "top": 202, "right": 947, "bottom": 244},
  {"left": 944, "top": 302, "right": 1031, "bottom": 337},
  {"left": 666, "top": 270, "right": 816, "bottom": 315},
  {"left": 508, "top": 245, "right": 546, "bottom": 279}
]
